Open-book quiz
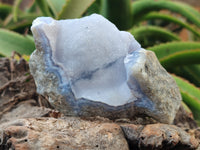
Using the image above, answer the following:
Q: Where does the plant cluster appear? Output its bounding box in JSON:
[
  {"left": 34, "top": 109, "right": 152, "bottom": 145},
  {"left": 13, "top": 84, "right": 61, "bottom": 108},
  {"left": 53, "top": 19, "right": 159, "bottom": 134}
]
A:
[{"left": 0, "top": 0, "right": 200, "bottom": 124}]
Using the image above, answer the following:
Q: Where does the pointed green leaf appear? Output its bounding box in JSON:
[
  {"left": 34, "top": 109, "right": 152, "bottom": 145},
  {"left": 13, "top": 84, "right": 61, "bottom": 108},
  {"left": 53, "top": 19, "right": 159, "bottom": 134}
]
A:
[
  {"left": 160, "top": 49, "right": 200, "bottom": 68},
  {"left": 173, "top": 75, "right": 200, "bottom": 122},
  {"left": 132, "top": 0, "right": 200, "bottom": 27},
  {"left": 141, "top": 12, "right": 200, "bottom": 38},
  {"left": 175, "top": 1, "right": 200, "bottom": 20},
  {"left": 148, "top": 42, "right": 200, "bottom": 59},
  {"left": 58, "top": 0, "right": 95, "bottom": 19},
  {"left": 172, "top": 65, "right": 200, "bottom": 87},
  {"left": 181, "top": 90, "right": 200, "bottom": 123},
  {"left": 101, "top": 0, "right": 132, "bottom": 30},
  {"left": 35, "top": 0, "right": 52, "bottom": 16},
  {"left": 129, "top": 25, "right": 180, "bottom": 47},
  {"left": 6, "top": 13, "right": 39, "bottom": 33},
  {"left": 13, "top": 0, "right": 22, "bottom": 22},
  {"left": 0, "top": 4, "right": 12, "bottom": 19},
  {"left": 0, "top": 29, "right": 35, "bottom": 57},
  {"left": 86, "top": 0, "right": 101, "bottom": 15},
  {"left": 6, "top": 20, "right": 32, "bottom": 33},
  {"left": 173, "top": 75, "right": 200, "bottom": 104},
  {"left": 46, "top": 0, "right": 66, "bottom": 18}
]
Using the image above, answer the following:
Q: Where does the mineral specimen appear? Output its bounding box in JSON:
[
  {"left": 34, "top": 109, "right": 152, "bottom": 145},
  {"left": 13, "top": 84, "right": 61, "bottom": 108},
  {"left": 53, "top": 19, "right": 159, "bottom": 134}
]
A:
[{"left": 29, "top": 14, "right": 181, "bottom": 124}]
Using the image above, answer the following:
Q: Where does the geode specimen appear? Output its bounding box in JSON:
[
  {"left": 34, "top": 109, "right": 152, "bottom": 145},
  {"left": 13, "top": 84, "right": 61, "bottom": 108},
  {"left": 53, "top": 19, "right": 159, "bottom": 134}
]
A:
[{"left": 29, "top": 14, "right": 181, "bottom": 124}]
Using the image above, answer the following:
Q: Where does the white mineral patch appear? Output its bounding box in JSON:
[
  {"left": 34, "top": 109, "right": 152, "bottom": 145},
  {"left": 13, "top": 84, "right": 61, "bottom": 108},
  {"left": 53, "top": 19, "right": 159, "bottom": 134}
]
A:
[{"left": 31, "top": 14, "right": 141, "bottom": 106}]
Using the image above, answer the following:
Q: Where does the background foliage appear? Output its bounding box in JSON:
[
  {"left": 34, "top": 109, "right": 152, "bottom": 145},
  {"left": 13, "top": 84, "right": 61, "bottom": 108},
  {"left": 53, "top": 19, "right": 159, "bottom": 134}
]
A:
[{"left": 0, "top": 0, "right": 200, "bottom": 124}]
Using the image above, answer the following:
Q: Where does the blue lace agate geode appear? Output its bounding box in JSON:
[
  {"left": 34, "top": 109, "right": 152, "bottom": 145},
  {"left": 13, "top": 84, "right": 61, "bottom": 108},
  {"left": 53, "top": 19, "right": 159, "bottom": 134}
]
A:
[{"left": 29, "top": 14, "right": 181, "bottom": 124}]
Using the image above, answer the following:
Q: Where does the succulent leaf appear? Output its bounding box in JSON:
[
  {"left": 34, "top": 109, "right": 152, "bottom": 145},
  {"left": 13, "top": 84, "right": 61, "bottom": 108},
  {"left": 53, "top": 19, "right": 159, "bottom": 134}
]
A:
[
  {"left": 35, "top": 0, "right": 52, "bottom": 16},
  {"left": 132, "top": 0, "right": 200, "bottom": 27},
  {"left": 13, "top": 0, "right": 22, "bottom": 22},
  {"left": 46, "top": 0, "right": 66, "bottom": 18},
  {"left": 173, "top": 75, "right": 200, "bottom": 123},
  {"left": 130, "top": 25, "right": 180, "bottom": 47},
  {"left": 0, "top": 29, "right": 35, "bottom": 57},
  {"left": 141, "top": 12, "right": 200, "bottom": 38},
  {"left": 58, "top": 0, "right": 95, "bottom": 19},
  {"left": 160, "top": 49, "right": 200, "bottom": 68},
  {"left": 148, "top": 42, "right": 200, "bottom": 59},
  {"left": 101, "top": 0, "right": 132, "bottom": 30},
  {"left": 0, "top": 4, "right": 12, "bottom": 19},
  {"left": 172, "top": 65, "right": 200, "bottom": 87}
]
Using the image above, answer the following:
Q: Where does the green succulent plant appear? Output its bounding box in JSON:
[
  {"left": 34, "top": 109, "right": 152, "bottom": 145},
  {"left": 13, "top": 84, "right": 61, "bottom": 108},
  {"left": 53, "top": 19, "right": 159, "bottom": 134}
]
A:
[{"left": 0, "top": 0, "right": 200, "bottom": 124}]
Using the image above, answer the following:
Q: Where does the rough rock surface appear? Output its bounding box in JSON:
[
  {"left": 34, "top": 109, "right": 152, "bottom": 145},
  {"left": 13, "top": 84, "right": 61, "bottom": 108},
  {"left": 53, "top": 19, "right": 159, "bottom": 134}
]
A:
[
  {"left": 121, "top": 124, "right": 199, "bottom": 150},
  {"left": 0, "top": 117, "right": 199, "bottom": 150},
  {"left": 29, "top": 14, "right": 181, "bottom": 124},
  {"left": 0, "top": 117, "right": 129, "bottom": 150}
]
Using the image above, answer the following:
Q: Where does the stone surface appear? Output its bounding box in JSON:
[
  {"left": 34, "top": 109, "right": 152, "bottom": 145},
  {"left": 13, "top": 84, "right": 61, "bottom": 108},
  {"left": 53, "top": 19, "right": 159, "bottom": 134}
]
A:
[
  {"left": 29, "top": 14, "right": 181, "bottom": 124},
  {"left": 0, "top": 117, "right": 199, "bottom": 150},
  {"left": 0, "top": 117, "right": 129, "bottom": 150},
  {"left": 121, "top": 123, "right": 199, "bottom": 150},
  {"left": 0, "top": 100, "right": 56, "bottom": 124}
]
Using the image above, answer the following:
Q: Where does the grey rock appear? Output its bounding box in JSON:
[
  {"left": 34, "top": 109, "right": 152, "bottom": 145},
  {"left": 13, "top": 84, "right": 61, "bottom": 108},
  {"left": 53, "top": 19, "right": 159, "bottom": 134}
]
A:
[
  {"left": 0, "top": 100, "right": 55, "bottom": 124},
  {"left": 121, "top": 123, "right": 199, "bottom": 150},
  {"left": 29, "top": 14, "right": 181, "bottom": 124}
]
